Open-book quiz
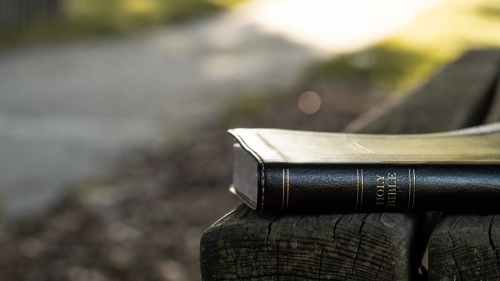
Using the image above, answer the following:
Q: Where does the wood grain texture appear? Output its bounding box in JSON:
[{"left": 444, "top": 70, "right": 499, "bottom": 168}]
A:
[
  {"left": 201, "top": 49, "right": 500, "bottom": 281},
  {"left": 428, "top": 214, "right": 500, "bottom": 281},
  {"left": 201, "top": 205, "right": 416, "bottom": 280},
  {"left": 485, "top": 71, "right": 500, "bottom": 124},
  {"left": 351, "top": 49, "right": 500, "bottom": 134}
]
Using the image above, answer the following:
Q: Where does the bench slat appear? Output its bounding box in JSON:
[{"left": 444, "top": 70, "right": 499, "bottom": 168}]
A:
[
  {"left": 352, "top": 49, "right": 500, "bottom": 134},
  {"left": 202, "top": 206, "right": 417, "bottom": 280},
  {"left": 201, "top": 50, "right": 500, "bottom": 281}
]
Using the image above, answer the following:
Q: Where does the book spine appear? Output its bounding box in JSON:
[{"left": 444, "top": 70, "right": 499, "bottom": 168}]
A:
[{"left": 262, "top": 165, "right": 500, "bottom": 212}]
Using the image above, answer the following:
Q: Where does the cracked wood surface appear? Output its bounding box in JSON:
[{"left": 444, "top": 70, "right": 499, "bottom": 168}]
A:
[
  {"left": 428, "top": 215, "right": 500, "bottom": 281},
  {"left": 200, "top": 49, "right": 500, "bottom": 281},
  {"left": 201, "top": 206, "right": 416, "bottom": 280}
]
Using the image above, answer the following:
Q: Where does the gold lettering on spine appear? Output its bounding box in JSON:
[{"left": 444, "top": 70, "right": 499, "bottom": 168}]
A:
[
  {"left": 374, "top": 172, "right": 398, "bottom": 207},
  {"left": 412, "top": 169, "right": 416, "bottom": 210},
  {"left": 387, "top": 173, "right": 397, "bottom": 207},
  {"left": 375, "top": 174, "right": 385, "bottom": 205}
]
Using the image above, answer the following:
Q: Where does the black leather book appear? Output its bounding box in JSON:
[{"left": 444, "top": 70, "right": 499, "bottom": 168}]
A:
[{"left": 229, "top": 123, "right": 500, "bottom": 213}]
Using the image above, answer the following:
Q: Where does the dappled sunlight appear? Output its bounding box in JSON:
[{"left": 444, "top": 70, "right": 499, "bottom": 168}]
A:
[
  {"left": 7, "top": 0, "right": 226, "bottom": 41},
  {"left": 64, "top": 0, "right": 168, "bottom": 29},
  {"left": 392, "top": 0, "right": 500, "bottom": 58},
  {"left": 122, "top": 0, "right": 162, "bottom": 17},
  {"left": 208, "top": 0, "right": 246, "bottom": 7},
  {"left": 63, "top": 0, "right": 247, "bottom": 27},
  {"left": 305, "top": 0, "right": 500, "bottom": 94},
  {"left": 384, "top": 0, "right": 500, "bottom": 91},
  {"left": 238, "top": 0, "right": 442, "bottom": 54}
]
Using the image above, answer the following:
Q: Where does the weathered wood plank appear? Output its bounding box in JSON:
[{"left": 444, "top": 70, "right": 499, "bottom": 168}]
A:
[
  {"left": 201, "top": 49, "right": 500, "bottom": 281},
  {"left": 201, "top": 206, "right": 417, "bottom": 280},
  {"left": 428, "top": 214, "right": 500, "bottom": 281},
  {"left": 349, "top": 49, "right": 500, "bottom": 134},
  {"left": 485, "top": 71, "right": 500, "bottom": 124}
]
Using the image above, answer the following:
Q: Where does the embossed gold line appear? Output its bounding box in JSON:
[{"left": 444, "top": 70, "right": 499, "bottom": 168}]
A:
[
  {"left": 360, "top": 169, "right": 364, "bottom": 209},
  {"left": 356, "top": 169, "right": 360, "bottom": 210},
  {"left": 412, "top": 169, "right": 416, "bottom": 210},
  {"left": 282, "top": 169, "right": 285, "bottom": 211},
  {"left": 408, "top": 169, "right": 412, "bottom": 210},
  {"left": 286, "top": 169, "right": 290, "bottom": 210}
]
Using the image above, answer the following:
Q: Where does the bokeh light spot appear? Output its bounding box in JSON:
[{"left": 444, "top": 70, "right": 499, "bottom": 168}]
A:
[{"left": 298, "top": 91, "right": 321, "bottom": 114}]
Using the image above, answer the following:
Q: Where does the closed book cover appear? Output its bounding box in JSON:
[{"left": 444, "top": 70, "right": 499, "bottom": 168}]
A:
[{"left": 229, "top": 123, "right": 500, "bottom": 213}]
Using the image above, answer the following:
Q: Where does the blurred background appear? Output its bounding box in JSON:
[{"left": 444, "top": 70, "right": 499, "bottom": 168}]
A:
[{"left": 1, "top": 0, "right": 500, "bottom": 280}]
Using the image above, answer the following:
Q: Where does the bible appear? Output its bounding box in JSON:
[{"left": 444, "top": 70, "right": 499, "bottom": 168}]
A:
[{"left": 229, "top": 123, "right": 500, "bottom": 213}]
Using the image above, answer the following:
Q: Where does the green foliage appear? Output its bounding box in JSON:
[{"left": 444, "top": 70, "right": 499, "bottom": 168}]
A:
[
  {"left": 305, "top": 0, "right": 500, "bottom": 94},
  {"left": 220, "top": 89, "right": 291, "bottom": 128},
  {"left": 64, "top": 0, "right": 219, "bottom": 31},
  {"left": 0, "top": 0, "right": 247, "bottom": 48},
  {"left": 305, "top": 44, "right": 438, "bottom": 93}
]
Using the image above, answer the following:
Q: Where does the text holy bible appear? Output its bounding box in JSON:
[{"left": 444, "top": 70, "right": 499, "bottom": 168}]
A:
[{"left": 229, "top": 123, "right": 500, "bottom": 213}]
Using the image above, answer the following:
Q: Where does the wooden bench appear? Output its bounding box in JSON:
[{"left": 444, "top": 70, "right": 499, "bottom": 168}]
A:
[{"left": 200, "top": 49, "right": 500, "bottom": 280}]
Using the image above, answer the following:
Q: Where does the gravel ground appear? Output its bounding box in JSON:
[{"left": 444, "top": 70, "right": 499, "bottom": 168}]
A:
[{"left": 0, "top": 82, "right": 388, "bottom": 281}]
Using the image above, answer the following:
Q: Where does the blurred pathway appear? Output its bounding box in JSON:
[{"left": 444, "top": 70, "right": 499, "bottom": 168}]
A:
[{"left": 0, "top": 0, "right": 440, "bottom": 218}]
